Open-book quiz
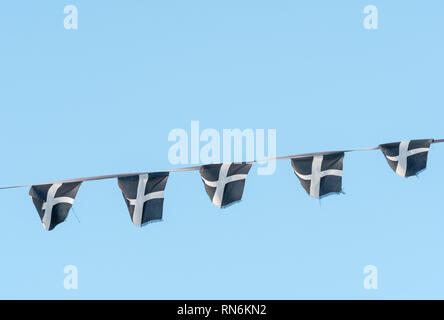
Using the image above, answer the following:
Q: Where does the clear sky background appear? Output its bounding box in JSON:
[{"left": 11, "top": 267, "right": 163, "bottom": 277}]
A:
[{"left": 0, "top": 1, "right": 443, "bottom": 299}]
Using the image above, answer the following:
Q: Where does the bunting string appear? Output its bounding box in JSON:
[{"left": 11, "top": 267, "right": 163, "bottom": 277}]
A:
[
  {"left": 1, "top": 138, "right": 443, "bottom": 230},
  {"left": 0, "top": 138, "right": 442, "bottom": 190}
]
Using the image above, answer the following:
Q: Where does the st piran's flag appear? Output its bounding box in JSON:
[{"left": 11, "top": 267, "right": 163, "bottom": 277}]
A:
[
  {"left": 118, "top": 172, "right": 169, "bottom": 227},
  {"left": 291, "top": 152, "right": 344, "bottom": 199},
  {"left": 379, "top": 139, "right": 433, "bottom": 177},
  {"left": 29, "top": 182, "right": 82, "bottom": 231},
  {"left": 200, "top": 162, "right": 252, "bottom": 208}
]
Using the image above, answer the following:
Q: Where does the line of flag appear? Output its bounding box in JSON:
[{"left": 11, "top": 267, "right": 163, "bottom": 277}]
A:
[{"left": 1, "top": 138, "right": 442, "bottom": 231}]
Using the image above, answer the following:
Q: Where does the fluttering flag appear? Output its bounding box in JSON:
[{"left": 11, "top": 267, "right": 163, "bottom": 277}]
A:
[
  {"left": 200, "top": 162, "right": 252, "bottom": 208},
  {"left": 291, "top": 152, "right": 344, "bottom": 199},
  {"left": 118, "top": 172, "right": 169, "bottom": 227},
  {"left": 29, "top": 182, "right": 82, "bottom": 231},
  {"left": 379, "top": 139, "right": 433, "bottom": 177}
]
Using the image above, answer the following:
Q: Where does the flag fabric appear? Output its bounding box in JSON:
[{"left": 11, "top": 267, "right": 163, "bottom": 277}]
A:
[
  {"left": 379, "top": 139, "right": 433, "bottom": 177},
  {"left": 200, "top": 162, "right": 252, "bottom": 208},
  {"left": 291, "top": 152, "right": 344, "bottom": 199},
  {"left": 118, "top": 172, "right": 169, "bottom": 227},
  {"left": 29, "top": 182, "right": 82, "bottom": 231}
]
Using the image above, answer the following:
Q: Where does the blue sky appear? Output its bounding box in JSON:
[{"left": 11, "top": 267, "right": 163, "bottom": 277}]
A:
[{"left": 0, "top": 1, "right": 443, "bottom": 299}]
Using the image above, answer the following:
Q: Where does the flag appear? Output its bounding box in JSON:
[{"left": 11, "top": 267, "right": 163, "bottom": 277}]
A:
[
  {"left": 291, "top": 152, "right": 344, "bottom": 199},
  {"left": 200, "top": 162, "right": 252, "bottom": 208},
  {"left": 118, "top": 172, "right": 169, "bottom": 227},
  {"left": 29, "top": 182, "right": 82, "bottom": 231},
  {"left": 379, "top": 139, "right": 433, "bottom": 177}
]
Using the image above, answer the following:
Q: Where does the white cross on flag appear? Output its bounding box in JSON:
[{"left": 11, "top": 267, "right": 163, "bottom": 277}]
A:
[
  {"left": 118, "top": 172, "right": 169, "bottom": 227},
  {"left": 379, "top": 139, "right": 433, "bottom": 177},
  {"left": 200, "top": 162, "right": 252, "bottom": 208},
  {"left": 29, "top": 182, "right": 82, "bottom": 231},
  {"left": 291, "top": 152, "right": 344, "bottom": 199}
]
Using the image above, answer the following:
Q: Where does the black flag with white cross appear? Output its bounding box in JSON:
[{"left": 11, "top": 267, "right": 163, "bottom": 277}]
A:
[
  {"left": 29, "top": 182, "right": 82, "bottom": 231},
  {"left": 379, "top": 139, "right": 433, "bottom": 177},
  {"left": 118, "top": 172, "right": 169, "bottom": 227},
  {"left": 200, "top": 162, "right": 252, "bottom": 208},
  {"left": 291, "top": 152, "right": 344, "bottom": 199}
]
